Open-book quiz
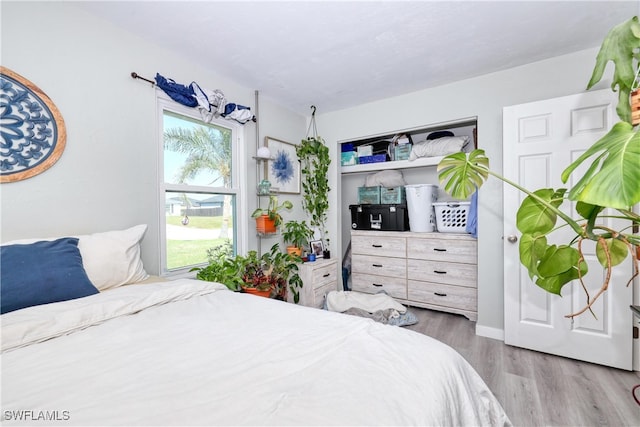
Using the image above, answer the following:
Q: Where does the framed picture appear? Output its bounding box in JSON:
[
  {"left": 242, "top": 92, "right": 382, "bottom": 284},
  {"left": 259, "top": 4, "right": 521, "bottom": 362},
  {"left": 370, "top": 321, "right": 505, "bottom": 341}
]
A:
[
  {"left": 309, "top": 240, "right": 324, "bottom": 258},
  {"left": 265, "top": 137, "right": 300, "bottom": 194}
]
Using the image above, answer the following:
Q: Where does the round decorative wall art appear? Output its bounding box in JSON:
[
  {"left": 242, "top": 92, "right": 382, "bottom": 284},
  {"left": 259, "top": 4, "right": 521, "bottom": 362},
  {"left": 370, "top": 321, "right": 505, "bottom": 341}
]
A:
[{"left": 0, "top": 66, "right": 67, "bottom": 183}]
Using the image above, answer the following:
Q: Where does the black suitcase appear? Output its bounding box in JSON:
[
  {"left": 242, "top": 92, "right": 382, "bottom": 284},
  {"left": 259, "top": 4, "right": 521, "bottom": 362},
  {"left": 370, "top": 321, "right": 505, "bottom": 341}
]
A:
[{"left": 349, "top": 204, "right": 410, "bottom": 231}]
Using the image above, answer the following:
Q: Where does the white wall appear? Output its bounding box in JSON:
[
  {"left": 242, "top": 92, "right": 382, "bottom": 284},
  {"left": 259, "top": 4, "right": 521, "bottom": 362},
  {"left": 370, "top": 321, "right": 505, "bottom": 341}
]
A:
[
  {"left": 317, "top": 48, "right": 613, "bottom": 333},
  {"left": 0, "top": 2, "right": 306, "bottom": 273}
]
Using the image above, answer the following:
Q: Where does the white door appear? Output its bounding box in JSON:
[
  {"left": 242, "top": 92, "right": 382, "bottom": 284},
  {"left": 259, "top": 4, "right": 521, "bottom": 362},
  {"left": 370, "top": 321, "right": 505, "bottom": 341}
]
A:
[{"left": 503, "top": 89, "right": 633, "bottom": 370}]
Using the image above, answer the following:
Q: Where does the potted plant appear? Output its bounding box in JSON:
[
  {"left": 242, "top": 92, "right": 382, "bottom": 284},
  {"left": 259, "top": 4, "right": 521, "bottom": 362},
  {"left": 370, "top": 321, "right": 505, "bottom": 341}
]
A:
[
  {"left": 251, "top": 195, "right": 293, "bottom": 234},
  {"left": 437, "top": 16, "right": 640, "bottom": 318},
  {"left": 266, "top": 244, "right": 303, "bottom": 302},
  {"left": 282, "top": 220, "right": 314, "bottom": 256},
  {"left": 192, "top": 242, "right": 304, "bottom": 303},
  {"left": 190, "top": 242, "right": 246, "bottom": 291},
  {"left": 296, "top": 135, "right": 331, "bottom": 257}
]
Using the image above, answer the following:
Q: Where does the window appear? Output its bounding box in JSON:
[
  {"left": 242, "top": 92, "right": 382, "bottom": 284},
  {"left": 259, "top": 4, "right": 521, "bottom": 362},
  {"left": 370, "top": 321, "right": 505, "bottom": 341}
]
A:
[{"left": 158, "top": 97, "right": 245, "bottom": 275}]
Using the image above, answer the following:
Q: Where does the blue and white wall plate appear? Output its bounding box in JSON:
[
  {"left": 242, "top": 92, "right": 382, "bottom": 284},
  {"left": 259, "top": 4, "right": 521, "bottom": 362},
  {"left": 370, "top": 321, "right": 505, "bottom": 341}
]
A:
[{"left": 1, "top": 67, "right": 67, "bottom": 183}]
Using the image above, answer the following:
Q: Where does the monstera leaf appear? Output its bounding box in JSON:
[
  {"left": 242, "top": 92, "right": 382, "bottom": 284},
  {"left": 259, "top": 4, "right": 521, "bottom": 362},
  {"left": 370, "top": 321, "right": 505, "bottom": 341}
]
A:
[
  {"left": 437, "top": 149, "right": 489, "bottom": 199},
  {"left": 535, "top": 255, "right": 588, "bottom": 296},
  {"left": 587, "top": 16, "right": 640, "bottom": 123},
  {"left": 519, "top": 233, "right": 547, "bottom": 280},
  {"left": 516, "top": 189, "right": 567, "bottom": 235},
  {"left": 562, "top": 122, "right": 640, "bottom": 209}
]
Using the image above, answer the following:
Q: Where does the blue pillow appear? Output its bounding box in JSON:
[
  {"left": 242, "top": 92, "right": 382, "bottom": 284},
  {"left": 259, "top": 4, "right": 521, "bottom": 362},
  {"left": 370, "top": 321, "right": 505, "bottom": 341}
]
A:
[{"left": 1, "top": 238, "right": 99, "bottom": 314}]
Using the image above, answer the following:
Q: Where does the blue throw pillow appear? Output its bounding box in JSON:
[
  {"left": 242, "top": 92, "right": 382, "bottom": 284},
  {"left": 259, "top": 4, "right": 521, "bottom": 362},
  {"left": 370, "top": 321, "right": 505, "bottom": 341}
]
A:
[{"left": 1, "top": 238, "right": 99, "bottom": 314}]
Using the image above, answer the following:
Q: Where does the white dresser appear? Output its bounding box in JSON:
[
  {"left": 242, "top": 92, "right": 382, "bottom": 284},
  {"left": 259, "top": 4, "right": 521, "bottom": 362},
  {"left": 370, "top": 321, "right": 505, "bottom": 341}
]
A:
[
  {"left": 351, "top": 230, "right": 477, "bottom": 321},
  {"left": 295, "top": 258, "right": 338, "bottom": 309}
]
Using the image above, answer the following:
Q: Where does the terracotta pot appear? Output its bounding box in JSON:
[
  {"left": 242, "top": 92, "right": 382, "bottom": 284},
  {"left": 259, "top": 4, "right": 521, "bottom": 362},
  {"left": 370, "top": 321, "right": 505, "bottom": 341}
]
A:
[
  {"left": 242, "top": 286, "right": 272, "bottom": 298},
  {"left": 255, "top": 214, "right": 276, "bottom": 234},
  {"left": 286, "top": 246, "right": 302, "bottom": 256}
]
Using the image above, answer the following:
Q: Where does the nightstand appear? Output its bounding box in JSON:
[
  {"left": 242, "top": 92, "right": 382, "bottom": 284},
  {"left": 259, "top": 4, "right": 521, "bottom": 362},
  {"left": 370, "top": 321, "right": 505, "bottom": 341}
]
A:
[{"left": 295, "top": 258, "right": 338, "bottom": 308}]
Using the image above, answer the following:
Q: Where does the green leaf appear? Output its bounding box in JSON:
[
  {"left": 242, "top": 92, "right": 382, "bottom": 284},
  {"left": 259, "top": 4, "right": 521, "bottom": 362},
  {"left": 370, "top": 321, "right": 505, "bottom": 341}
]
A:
[
  {"left": 562, "top": 122, "right": 640, "bottom": 209},
  {"left": 595, "top": 237, "right": 629, "bottom": 268},
  {"left": 535, "top": 260, "right": 588, "bottom": 296},
  {"left": 537, "top": 245, "right": 580, "bottom": 277},
  {"left": 437, "top": 149, "right": 489, "bottom": 199},
  {"left": 519, "top": 233, "right": 547, "bottom": 279},
  {"left": 516, "top": 189, "right": 566, "bottom": 235},
  {"left": 587, "top": 16, "right": 640, "bottom": 123},
  {"left": 575, "top": 202, "right": 604, "bottom": 221}
]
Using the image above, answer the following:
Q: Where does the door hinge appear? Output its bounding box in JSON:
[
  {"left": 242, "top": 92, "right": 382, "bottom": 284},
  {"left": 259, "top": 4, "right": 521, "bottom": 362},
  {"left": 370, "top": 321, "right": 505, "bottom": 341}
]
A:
[{"left": 634, "top": 326, "right": 639, "bottom": 339}]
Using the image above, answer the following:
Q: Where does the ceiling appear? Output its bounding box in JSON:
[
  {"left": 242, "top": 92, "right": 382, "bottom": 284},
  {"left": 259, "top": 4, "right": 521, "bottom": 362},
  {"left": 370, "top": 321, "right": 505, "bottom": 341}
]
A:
[{"left": 75, "top": 1, "right": 638, "bottom": 116}]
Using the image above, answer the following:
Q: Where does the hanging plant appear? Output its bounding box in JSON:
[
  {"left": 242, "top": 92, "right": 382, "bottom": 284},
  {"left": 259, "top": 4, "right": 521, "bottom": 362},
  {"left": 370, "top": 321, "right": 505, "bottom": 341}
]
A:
[{"left": 296, "top": 106, "right": 331, "bottom": 255}]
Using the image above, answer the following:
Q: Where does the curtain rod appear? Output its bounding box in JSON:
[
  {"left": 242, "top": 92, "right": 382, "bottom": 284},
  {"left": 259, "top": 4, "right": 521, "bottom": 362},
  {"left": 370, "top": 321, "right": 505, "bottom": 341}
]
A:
[
  {"left": 130, "top": 71, "right": 256, "bottom": 123},
  {"left": 131, "top": 72, "right": 155, "bottom": 86}
]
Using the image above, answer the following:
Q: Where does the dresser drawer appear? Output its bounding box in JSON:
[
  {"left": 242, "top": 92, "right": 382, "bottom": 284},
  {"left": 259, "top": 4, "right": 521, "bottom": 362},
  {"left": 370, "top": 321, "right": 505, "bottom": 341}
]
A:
[
  {"left": 352, "top": 273, "right": 407, "bottom": 299},
  {"left": 311, "top": 262, "right": 338, "bottom": 288},
  {"left": 352, "top": 254, "right": 406, "bottom": 278},
  {"left": 407, "top": 237, "right": 477, "bottom": 264},
  {"left": 407, "top": 259, "right": 477, "bottom": 288},
  {"left": 312, "top": 282, "right": 336, "bottom": 309},
  {"left": 408, "top": 280, "right": 477, "bottom": 312},
  {"left": 351, "top": 234, "right": 406, "bottom": 258}
]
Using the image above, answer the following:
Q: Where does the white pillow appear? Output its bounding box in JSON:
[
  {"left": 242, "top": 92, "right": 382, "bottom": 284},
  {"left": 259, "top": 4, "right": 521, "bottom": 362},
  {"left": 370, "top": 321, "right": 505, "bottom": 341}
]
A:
[
  {"left": 2, "top": 225, "right": 149, "bottom": 291},
  {"left": 409, "top": 136, "right": 470, "bottom": 160},
  {"left": 77, "top": 225, "right": 149, "bottom": 290}
]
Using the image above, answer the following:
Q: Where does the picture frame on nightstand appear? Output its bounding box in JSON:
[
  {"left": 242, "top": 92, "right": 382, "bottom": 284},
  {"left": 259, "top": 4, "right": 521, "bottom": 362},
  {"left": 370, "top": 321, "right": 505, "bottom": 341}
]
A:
[{"left": 310, "top": 240, "right": 324, "bottom": 258}]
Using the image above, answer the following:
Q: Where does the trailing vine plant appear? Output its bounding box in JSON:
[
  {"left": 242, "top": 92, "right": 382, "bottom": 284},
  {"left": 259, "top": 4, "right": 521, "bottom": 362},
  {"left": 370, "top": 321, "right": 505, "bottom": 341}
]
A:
[
  {"left": 296, "top": 106, "right": 331, "bottom": 251},
  {"left": 437, "top": 16, "right": 640, "bottom": 318}
]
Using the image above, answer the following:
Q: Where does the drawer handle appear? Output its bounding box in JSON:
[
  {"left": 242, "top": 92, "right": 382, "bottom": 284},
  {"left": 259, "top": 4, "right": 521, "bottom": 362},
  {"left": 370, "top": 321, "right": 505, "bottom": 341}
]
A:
[
  {"left": 372, "top": 244, "right": 383, "bottom": 248},
  {"left": 434, "top": 270, "right": 447, "bottom": 274},
  {"left": 372, "top": 283, "right": 383, "bottom": 287},
  {"left": 322, "top": 273, "right": 330, "bottom": 278},
  {"left": 372, "top": 264, "right": 383, "bottom": 267},
  {"left": 434, "top": 292, "right": 447, "bottom": 297},
  {"left": 433, "top": 248, "right": 447, "bottom": 252}
]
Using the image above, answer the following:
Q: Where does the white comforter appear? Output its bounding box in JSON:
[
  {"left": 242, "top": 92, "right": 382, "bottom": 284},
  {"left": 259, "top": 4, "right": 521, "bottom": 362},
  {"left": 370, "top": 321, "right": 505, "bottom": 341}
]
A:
[{"left": 1, "top": 279, "right": 511, "bottom": 426}]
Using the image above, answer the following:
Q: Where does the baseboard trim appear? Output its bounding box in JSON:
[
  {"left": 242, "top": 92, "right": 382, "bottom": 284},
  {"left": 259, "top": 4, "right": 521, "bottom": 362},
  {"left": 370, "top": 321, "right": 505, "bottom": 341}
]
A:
[{"left": 475, "top": 324, "right": 504, "bottom": 341}]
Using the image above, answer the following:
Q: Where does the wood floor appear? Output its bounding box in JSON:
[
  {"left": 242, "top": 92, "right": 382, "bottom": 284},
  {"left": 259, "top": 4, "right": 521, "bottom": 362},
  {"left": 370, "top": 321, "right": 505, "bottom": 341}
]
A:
[{"left": 405, "top": 307, "right": 640, "bottom": 427}]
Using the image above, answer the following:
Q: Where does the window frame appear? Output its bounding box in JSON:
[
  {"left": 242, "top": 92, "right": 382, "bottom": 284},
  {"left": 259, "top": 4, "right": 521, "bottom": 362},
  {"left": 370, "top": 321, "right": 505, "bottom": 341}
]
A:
[{"left": 156, "top": 93, "right": 247, "bottom": 277}]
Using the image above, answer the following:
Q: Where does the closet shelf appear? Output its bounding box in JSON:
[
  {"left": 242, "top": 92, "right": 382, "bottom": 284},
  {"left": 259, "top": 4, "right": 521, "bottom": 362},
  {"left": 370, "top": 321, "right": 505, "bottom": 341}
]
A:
[{"left": 340, "top": 155, "right": 445, "bottom": 175}]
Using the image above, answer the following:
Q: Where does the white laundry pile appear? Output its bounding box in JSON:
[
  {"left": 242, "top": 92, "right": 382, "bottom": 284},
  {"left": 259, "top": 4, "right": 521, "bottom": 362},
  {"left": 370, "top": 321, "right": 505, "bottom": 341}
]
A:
[{"left": 325, "top": 291, "right": 418, "bottom": 326}]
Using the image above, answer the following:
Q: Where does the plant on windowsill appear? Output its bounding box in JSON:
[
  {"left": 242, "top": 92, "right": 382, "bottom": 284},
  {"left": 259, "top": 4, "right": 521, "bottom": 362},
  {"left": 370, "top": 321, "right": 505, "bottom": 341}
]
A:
[
  {"left": 296, "top": 135, "right": 331, "bottom": 258},
  {"left": 282, "top": 219, "right": 314, "bottom": 256},
  {"left": 251, "top": 195, "right": 293, "bottom": 234},
  {"left": 437, "top": 16, "right": 640, "bottom": 318},
  {"left": 192, "top": 242, "right": 303, "bottom": 303}
]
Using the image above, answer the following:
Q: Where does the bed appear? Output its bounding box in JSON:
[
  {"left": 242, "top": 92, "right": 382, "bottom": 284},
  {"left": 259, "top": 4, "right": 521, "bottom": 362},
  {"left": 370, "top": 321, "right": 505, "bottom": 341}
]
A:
[{"left": 1, "top": 225, "right": 511, "bottom": 426}]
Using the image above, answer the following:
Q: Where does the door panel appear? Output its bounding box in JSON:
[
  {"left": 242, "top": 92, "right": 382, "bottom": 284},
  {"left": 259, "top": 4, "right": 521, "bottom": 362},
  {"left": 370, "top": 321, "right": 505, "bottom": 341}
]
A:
[{"left": 503, "top": 89, "right": 632, "bottom": 370}]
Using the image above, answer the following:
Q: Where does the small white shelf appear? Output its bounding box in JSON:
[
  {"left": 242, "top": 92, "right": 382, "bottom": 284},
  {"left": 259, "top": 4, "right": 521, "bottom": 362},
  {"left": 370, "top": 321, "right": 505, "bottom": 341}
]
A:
[
  {"left": 340, "top": 155, "right": 445, "bottom": 175},
  {"left": 252, "top": 156, "right": 274, "bottom": 163}
]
